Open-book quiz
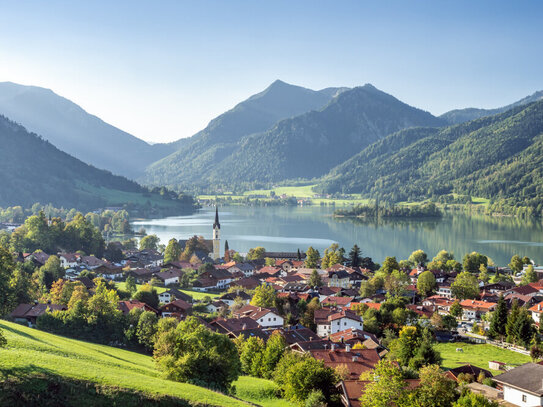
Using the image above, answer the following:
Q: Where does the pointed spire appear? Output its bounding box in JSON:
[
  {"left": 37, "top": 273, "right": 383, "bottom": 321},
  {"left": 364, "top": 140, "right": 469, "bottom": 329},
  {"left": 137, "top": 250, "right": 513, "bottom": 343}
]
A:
[{"left": 213, "top": 206, "right": 220, "bottom": 229}]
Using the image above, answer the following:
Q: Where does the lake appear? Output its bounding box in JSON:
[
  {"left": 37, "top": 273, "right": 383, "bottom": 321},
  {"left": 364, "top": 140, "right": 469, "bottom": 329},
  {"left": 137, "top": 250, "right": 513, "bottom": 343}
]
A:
[{"left": 131, "top": 206, "right": 543, "bottom": 266}]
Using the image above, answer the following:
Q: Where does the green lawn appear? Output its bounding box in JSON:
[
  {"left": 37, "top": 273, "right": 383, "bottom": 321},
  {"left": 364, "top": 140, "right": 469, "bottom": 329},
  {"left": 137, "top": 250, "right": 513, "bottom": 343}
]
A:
[
  {"left": 234, "top": 376, "right": 294, "bottom": 407},
  {"left": 115, "top": 283, "right": 220, "bottom": 301},
  {"left": 435, "top": 342, "right": 531, "bottom": 375},
  {"left": 199, "top": 184, "right": 370, "bottom": 206},
  {"left": 0, "top": 320, "right": 248, "bottom": 406}
]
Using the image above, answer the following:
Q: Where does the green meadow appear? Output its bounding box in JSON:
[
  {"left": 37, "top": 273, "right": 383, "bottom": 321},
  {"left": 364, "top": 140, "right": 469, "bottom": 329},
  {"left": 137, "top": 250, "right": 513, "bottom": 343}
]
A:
[{"left": 0, "top": 320, "right": 288, "bottom": 406}]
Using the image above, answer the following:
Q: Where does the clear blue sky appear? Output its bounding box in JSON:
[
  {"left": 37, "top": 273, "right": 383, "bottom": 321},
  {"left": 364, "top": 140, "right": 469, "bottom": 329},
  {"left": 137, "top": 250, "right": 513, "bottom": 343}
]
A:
[{"left": 0, "top": 1, "right": 541, "bottom": 143}]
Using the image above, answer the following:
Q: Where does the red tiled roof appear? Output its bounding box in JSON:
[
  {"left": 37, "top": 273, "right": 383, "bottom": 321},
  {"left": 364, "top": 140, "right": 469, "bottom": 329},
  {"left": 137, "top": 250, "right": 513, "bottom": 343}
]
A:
[{"left": 310, "top": 348, "right": 381, "bottom": 379}]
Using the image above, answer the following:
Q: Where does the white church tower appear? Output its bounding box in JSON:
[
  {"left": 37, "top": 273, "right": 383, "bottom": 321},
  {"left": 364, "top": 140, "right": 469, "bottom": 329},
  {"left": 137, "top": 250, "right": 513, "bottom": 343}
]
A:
[{"left": 212, "top": 206, "right": 220, "bottom": 261}]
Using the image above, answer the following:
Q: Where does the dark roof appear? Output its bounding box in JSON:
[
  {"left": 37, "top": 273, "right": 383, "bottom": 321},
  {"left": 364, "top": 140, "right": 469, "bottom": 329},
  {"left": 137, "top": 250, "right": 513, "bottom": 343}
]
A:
[
  {"left": 448, "top": 364, "right": 492, "bottom": 380},
  {"left": 494, "top": 363, "right": 543, "bottom": 396},
  {"left": 278, "top": 327, "right": 318, "bottom": 344},
  {"left": 219, "top": 291, "right": 252, "bottom": 301},
  {"left": 209, "top": 317, "right": 260, "bottom": 334},
  {"left": 163, "top": 288, "right": 193, "bottom": 302},
  {"left": 10, "top": 303, "right": 66, "bottom": 319}
]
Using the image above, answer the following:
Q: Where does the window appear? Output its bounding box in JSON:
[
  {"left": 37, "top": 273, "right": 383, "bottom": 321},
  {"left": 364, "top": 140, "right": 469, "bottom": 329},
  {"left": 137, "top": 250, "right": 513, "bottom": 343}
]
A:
[{"left": 522, "top": 395, "right": 527, "bottom": 402}]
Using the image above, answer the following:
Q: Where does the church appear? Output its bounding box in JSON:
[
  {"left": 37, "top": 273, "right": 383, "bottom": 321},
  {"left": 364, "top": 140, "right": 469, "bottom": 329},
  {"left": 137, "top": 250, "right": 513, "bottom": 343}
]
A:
[{"left": 212, "top": 206, "right": 220, "bottom": 261}]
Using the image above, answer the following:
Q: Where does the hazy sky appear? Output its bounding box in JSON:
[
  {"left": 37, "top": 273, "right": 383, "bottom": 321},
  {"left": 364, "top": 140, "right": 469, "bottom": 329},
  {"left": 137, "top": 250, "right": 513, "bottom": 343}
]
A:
[{"left": 0, "top": 1, "right": 541, "bottom": 143}]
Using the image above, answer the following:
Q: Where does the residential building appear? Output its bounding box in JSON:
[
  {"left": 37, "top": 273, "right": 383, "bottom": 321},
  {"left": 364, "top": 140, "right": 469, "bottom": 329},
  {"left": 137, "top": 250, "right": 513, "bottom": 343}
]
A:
[{"left": 493, "top": 363, "right": 543, "bottom": 407}]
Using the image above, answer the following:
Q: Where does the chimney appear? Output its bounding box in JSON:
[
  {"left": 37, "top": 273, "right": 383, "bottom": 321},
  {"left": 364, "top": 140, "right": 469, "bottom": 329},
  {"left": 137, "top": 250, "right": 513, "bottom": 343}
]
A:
[
  {"left": 324, "top": 344, "right": 328, "bottom": 350},
  {"left": 331, "top": 344, "right": 336, "bottom": 351},
  {"left": 309, "top": 336, "right": 313, "bottom": 341},
  {"left": 539, "top": 304, "right": 542, "bottom": 311},
  {"left": 242, "top": 323, "right": 247, "bottom": 330},
  {"left": 346, "top": 344, "right": 351, "bottom": 352},
  {"left": 352, "top": 356, "right": 358, "bottom": 362}
]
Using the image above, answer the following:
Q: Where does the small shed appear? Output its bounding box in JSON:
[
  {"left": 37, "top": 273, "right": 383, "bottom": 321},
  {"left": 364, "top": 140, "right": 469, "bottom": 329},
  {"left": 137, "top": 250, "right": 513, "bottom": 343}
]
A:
[{"left": 488, "top": 360, "right": 506, "bottom": 371}]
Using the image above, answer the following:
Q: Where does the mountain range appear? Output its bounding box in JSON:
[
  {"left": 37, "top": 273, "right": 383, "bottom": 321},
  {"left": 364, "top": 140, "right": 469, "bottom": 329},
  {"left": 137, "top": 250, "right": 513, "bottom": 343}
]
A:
[
  {"left": 1, "top": 79, "right": 542, "bottom": 212},
  {"left": 0, "top": 114, "right": 191, "bottom": 211},
  {"left": 0, "top": 82, "right": 173, "bottom": 178},
  {"left": 319, "top": 100, "right": 543, "bottom": 211}
]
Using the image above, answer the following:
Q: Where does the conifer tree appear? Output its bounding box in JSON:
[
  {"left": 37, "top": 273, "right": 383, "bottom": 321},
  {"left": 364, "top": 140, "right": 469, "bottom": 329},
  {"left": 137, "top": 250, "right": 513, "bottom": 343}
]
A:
[
  {"left": 488, "top": 295, "right": 508, "bottom": 340},
  {"left": 506, "top": 300, "right": 520, "bottom": 343}
]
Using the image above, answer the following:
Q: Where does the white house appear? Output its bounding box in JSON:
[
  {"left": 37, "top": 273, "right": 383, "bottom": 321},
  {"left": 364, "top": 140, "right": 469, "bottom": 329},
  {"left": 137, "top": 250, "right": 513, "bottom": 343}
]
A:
[
  {"left": 494, "top": 363, "right": 543, "bottom": 407},
  {"left": 155, "top": 269, "right": 184, "bottom": 286},
  {"left": 529, "top": 301, "right": 543, "bottom": 325},
  {"left": 233, "top": 305, "right": 284, "bottom": 328},
  {"left": 316, "top": 309, "right": 363, "bottom": 337},
  {"left": 59, "top": 253, "right": 79, "bottom": 268}
]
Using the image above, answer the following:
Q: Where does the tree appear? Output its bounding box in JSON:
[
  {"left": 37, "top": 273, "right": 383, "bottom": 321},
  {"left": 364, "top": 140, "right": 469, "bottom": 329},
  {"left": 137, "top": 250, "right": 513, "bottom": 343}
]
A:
[
  {"left": 38, "top": 255, "right": 64, "bottom": 290},
  {"left": 250, "top": 285, "right": 277, "bottom": 308},
  {"left": 442, "top": 314, "right": 458, "bottom": 331},
  {"left": 305, "top": 390, "right": 326, "bottom": 407},
  {"left": 104, "top": 242, "right": 124, "bottom": 262},
  {"left": 133, "top": 284, "right": 159, "bottom": 309},
  {"left": 239, "top": 336, "right": 265, "bottom": 376},
  {"left": 451, "top": 272, "right": 479, "bottom": 300},
  {"left": 224, "top": 240, "right": 230, "bottom": 262},
  {"left": 385, "top": 270, "right": 409, "bottom": 298},
  {"left": 0, "top": 327, "right": 6, "bottom": 348},
  {"left": 509, "top": 254, "right": 524, "bottom": 274},
  {"left": 164, "top": 239, "right": 182, "bottom": 264},
  {"left": 380, "top": 256, "right": 400, "bottom": 275},
  {"left": 488, "top": 295, "right": 508, "bottom": 340},
  {"left": 136, "top": 310, "right": 158, "bottom": 351},
  {"left": 453, "top": 391, "right": 499, "bottom": 407},
  {"left": 280, "top": 356, "right": 336, "bottom": 404},
  {"left": 478, "top": 264, "right": 489, "bottom": 283},
  {"left": 125, "top": 275, "right": 137, "bottom": 295},
  {"left": 349, "top": 245, "right": 362, "bottom": 267},
  {"left": 359, "top": 279, "right": 376, "bottom": 298},
  {"left": 512, "top": 307, "right": 535, "bottom": 347},
  {"left": 139, "top": 234, "right": 160, "bottom": 251},
  {"left": 506, "top": 300, "right": 520, "bottom": 343},
  {"left": 408, "top": 364, "right": 457, "bottom": 407},
  {"left": 408, "top": 249, "right": 428, "bottom": 267},
  {"left": 321, "top": 243, "right": 344, "bottom": 268},
  {"left": 247, "top": 246, "right": 266, "bottom": 260},
  {"left": 305, "top": 247, "right": 320, "bottom": 269},
  {"left": 300, "top": 297, "right": 321, "bottom": 331},
  {"left": 154, "top": 317, "right": 240, "bottom": 392},
  {"left": 359, "top": 360, "right": 407, "bottom": 407},
  {"left": 261, "top": 332, "right": 287, "bottom": 378},
  {"left": 522, "top": 264, "right": 538, "bottom": 285},
  {"left": 463, "top": 252, "right": 488, "bottom": 274},
  {"left": 308, "top": 269, "right": 323, "bottom": 288},
  {"left": 390, "top": 326, "right": 420, "bottom": 367},
  {"left": 417, "top": 270, "right": 437, "bottom": 297}
]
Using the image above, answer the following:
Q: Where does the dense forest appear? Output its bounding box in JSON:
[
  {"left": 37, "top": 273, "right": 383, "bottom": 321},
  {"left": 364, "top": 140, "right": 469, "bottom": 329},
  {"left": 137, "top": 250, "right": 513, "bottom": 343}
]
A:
[
  {"left": 334, "top": 202, "right": 442, "bottom": 219},
  {"left": 0, "top": 115, "right": 196, "bottom": 213},
  {"left": 318, "top": 101, "right": 543, "bottom": 217}
]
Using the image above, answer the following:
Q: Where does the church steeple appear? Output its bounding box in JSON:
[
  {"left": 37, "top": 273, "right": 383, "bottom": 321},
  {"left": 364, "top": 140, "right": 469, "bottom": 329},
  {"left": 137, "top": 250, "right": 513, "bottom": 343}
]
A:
[
  {"left": 212, "top": 206, "right": 220, "bottom": 261},
  {"left": 213, "top": 206, "right": 220, "bottom": 230}
]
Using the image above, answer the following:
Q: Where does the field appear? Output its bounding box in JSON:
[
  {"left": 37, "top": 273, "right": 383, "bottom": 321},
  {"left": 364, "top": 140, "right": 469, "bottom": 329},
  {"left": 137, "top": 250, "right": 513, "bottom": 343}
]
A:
[
  {"left": 435, "top": 342, "right": 531, "bottom": 375},
  {"left": 115, "top": 282, "right": 220, "bottom": 301},
  {"left": 200, "top": 184, "right": 370, "bottom": 206},
  {"left": 0, "top": 320, "right": 289, "bottom": 406},
  {"left": 234, "top": 376, "right": 293, "bottom": 407}
]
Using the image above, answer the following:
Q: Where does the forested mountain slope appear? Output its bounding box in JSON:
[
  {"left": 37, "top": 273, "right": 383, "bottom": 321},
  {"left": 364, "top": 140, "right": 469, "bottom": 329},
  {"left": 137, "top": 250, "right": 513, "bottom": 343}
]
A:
[
  {"left": 0, "top": 115, "right": 189, "bottom": 211},
  {"left": 142, "top": 79, "right": 347, "bottom": 188},
  {"left": 319, "top": 101, "right": 543, "bottom": 212},
  {"left": 0, "top": 82, "right": 172, "bottom": 178}
]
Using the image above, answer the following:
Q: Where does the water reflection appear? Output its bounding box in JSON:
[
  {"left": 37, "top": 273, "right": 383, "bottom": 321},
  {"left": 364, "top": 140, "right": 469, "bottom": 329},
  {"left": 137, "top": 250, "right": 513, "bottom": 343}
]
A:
[{"left": 131, "top": 206, "right": 543, "bottom": 266}]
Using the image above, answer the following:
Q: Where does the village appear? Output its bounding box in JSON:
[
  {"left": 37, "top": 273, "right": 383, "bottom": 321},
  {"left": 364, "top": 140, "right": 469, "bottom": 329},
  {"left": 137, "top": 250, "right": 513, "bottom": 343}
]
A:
[{"left": 1, "top": 208, "right": 542, "bottom": 406}]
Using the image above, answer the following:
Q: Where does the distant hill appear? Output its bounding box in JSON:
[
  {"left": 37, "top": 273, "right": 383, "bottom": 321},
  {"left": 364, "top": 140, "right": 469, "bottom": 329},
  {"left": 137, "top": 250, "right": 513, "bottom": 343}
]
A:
[
  {"left": 0, "top": 115, "right": 192, "bottom": 211},
  {"left": 191, "top": 84, "right": 445, "bottom": 187},
  {"left": 141, "top": 80, "right": 349, "bottom": 188},
  {"left": 440, "top": 90, "right": 543, "bottom": 125},
  {"left": 319, "top": 100, "right": 543, "bottom": 211},
  {"left": 0, "top": 82, "right": 174, "bottom": 178}
]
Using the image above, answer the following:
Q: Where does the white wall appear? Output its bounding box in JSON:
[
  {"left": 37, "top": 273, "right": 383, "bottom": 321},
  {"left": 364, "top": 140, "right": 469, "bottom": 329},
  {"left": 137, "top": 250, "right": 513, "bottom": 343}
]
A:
[{"left": 503, "top": 385, "right": 543, "bottom": 406}]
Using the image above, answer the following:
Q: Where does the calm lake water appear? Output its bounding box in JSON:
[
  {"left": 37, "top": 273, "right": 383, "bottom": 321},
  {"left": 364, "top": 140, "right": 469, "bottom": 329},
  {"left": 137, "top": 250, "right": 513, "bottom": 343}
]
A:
[{"left": 131, "top": 206, "right": 543, "bottom": 266}]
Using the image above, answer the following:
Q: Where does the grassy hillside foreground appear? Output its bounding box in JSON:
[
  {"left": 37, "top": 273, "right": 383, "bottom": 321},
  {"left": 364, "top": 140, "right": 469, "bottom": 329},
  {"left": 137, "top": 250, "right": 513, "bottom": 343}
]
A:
[{"left": 0, "top": 320, "right": 290, "bottom": 406}]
